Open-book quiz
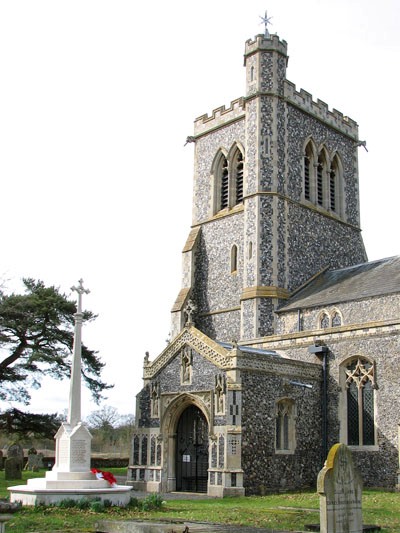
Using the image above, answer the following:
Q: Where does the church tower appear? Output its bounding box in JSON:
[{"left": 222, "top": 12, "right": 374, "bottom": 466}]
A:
[{"left": 171, "top": 32, "right": 367, "bottom": 343}]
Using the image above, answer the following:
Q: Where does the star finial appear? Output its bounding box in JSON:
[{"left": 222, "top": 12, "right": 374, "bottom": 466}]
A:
[{"left": 260, "top": 10, "right": 273, "bottom": 38}]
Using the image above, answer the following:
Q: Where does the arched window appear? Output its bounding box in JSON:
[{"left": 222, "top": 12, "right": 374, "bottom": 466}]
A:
[
  {"left": 212, "top": 146, "right": 245, "bottom": 214},
  {"left": 317, "top": 151, "right": 328, "bottom": 206},
  {"left": 275, "top": 398, "right": 296, "bottom": 453},
  {"left": 344, "top": 358, "right": 376, "bottom": 446},
  {"left": 235, "top": 151, "right": 244, "bottom": 204},
  {"left": 320, "top": 312, "right": 330, "bottom": 329},
  {"left": 248, "top": 241, "right": 253, "bottom": 260},
  {"left": 303, "top": 141, "right": 314, "bottom": 201},
  {"left": 231, "top": 244, "right": 238, "bottom": 273},
  {"left": 220, "top": 155, "right": 229, "bottom": 210},
  {"left": 331, "top": 310, "right": 342, "bottom": 327}
]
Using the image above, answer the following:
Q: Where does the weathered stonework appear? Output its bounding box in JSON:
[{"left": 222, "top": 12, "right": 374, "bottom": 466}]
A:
[{"left": 132, "top": 30, "right": 399, "bottom": 497}]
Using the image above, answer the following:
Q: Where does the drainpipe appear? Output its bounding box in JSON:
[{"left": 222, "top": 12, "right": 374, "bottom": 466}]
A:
[{"left": 308, "top": 343, "right": 329, "bottom": 464}]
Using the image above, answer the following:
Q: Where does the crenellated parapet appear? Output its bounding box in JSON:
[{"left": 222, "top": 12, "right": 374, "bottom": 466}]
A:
[
  {"left": 194, "top": 98, "right": 245, "bottom": 136},
  {"left": 284, "top": 80, "right": 358, "bottom": 138},
  {"left": 244, "top": 34, "right": 288, "bottom": 61}
]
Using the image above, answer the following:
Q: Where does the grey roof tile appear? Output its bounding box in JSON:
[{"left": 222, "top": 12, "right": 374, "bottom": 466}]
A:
[{"left": 278, "top": 256, "right": 400, "bottom": 311}]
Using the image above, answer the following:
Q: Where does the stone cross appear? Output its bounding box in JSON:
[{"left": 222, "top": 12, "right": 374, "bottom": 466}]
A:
[
  {"left": 71, "top": 278, "right": 90, "bottom": 314},
  {"left": 68, "top": 279, "right": 90, "bottom": 427},
  {"left": 184, "top": 299, "right": 197, "bottom": 325}
]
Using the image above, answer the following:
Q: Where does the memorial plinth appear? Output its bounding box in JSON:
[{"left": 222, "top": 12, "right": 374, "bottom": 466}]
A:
[{"left": 8, "top": 280, "right": 132, "bottom": 506}]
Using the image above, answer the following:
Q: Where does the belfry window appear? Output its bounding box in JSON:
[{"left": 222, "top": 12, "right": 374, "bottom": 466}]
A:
[
  {"left": 220, "top": 156, "right": 229, "bottom": 210},
  {"left": 303, "top": 142, "right": 314, "bottom": 201},
  {"left": 213, "top": 146, "right": 245, "bottom": 214},
  {"left": 317, "top": 153, "right": 327, "bottom": 206},
  {"left": 329, "top": 155, "right": 340, "bottom": 212},
  {"left": 235, "top": 151, "right": 244, "bottom": 204},
  {"left": 344, "top": 358, "right": 376, "bottom": 446}
]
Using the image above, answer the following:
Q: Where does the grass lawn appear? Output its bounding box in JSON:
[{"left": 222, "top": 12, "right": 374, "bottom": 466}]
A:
[{"left": 2, "top": 471, "right": 400, "bottom": 532}]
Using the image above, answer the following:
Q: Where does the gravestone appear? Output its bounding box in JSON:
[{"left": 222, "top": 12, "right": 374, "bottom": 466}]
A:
[
  {"left": 5, "top": 444, "right": 24, "bottom": 480},
  {"left": 317, "top": 443, "right": 362, "bottom": 533},
  {"left": 24, "top": 450, "right": 44, "bottom": 471}
]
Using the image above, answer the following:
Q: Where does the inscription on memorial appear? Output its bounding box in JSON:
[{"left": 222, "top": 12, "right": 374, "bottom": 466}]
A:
[
  {"left": 317, "top": 443, "right": 362, "bottom": 533},
  {"left": 71, "top": 439, "right": 88, "bottom": 465},
  {"left": 58, "top": 438, "right": 69, "bottom": 465}
]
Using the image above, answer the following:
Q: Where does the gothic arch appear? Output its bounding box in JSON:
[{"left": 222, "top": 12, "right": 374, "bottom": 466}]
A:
[
  {"left": 316, "top": 146, "right": 329, "bottom": 207},
  {"left": 331, "top": 307, "right": 343, "bottom": 327},
  {"left": 317, "top": 309, "right": 330, "bottom": 329},
  {"left": 329, "top": 152, "right": 345, "bottom": 216},
  {"left": 339, "top": 356, "right": 377, "bottom": 448},
  {"left": 275, "top": 397, "right": 297, "bottom": 453},
  {"left": 161, "top": 393, "right": 211, "bottom": 492},
  {"left": 162, "top": 393, "right": 211, "bottom": 436},
  {"left": 211, "top": 149, "right": 229, "bottom": 214},
  {"left": 211, "top": 144, "right": 244, "bottom": 214},
  {"left": 302, "top": 138, "right": 317, "bottom": 202}
]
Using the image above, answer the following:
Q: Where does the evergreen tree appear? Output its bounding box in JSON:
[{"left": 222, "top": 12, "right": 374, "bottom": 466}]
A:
[{"left": 0, "top": 278, "right": 112, "bottom": 408}]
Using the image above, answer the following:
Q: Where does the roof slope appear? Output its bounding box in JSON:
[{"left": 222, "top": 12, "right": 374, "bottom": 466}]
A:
[{"left": 278, "top": 256, "right": 400, "bottom": 312}]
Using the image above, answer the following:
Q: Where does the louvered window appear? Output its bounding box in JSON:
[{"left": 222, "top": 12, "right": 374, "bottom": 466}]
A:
[
  {"left": 304, "top": 156, "right": 310, "bottom": 200},
  {"left": 317, "top": 160, "right": 324, "bottom": 206},
  {"left": 220, "top": 156, "right": 229, "bottom": 210},
  {"left": 236, "top": 152, "right": 244, "bottom": 204}
]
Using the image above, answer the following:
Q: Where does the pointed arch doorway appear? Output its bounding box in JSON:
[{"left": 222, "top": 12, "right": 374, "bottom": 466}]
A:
[{"left": 175, "top": 405, "right": 209, "bottom": 492}]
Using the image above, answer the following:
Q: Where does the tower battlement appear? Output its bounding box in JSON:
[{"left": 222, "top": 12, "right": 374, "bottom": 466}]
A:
[
  {"left": 284, "top": 80, "right": 358, "bottom": 138},
  {"left": 244, "top": 34, "right": 288, "bottom": 61},
  {"left": 194, "top": 97, "right": 245, "bottom": 136}
]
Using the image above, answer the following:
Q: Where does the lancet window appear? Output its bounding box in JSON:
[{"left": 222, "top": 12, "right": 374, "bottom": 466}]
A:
[
  {"left": 213, "top": 145, "right": 245, "bottom": 214},
  {"left": 275, "top": 398, "right": 296, "bottom": 453},
  {"left": 302, "top": 140, "right": 343, "bottom": 216}
]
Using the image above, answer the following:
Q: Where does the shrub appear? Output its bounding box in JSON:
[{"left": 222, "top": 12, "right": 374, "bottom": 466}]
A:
[{"left": 140, "top": 493, "right": 164, "bottom": 511}]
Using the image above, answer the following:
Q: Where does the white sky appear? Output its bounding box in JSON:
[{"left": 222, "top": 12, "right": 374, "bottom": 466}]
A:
[{"left": 0, "top": 0, "right": 398, "bottom": 420}]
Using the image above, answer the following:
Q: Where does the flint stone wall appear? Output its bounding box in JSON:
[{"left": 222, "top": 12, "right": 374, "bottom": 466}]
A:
[
  {"left": 194, "top": 214, "right": 243, "bottom": 341},
  {"left": 276, "top": 294, "right": 400, "bottom": 335},
  {"left": 253, "top": 323, "right": 400, "bottom": 488},
  {"left": 240, "top": 365, "right": 323, "bottom": 494},
  {"left": 137, "top": 349, "right": 228, "bottom": 429}
]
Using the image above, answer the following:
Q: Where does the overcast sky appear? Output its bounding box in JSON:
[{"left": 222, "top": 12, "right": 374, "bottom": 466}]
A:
[{"left": 0, "top": 0, "right": 398, "bottom": 420}]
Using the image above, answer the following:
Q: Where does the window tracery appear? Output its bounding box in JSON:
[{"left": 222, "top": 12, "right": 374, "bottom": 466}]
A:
[
  {"left": 302, "top": 140, "right": 343, "bottom": 216},
  {"left": 344, "top": 358, "right": 376, "bottom": 446}
]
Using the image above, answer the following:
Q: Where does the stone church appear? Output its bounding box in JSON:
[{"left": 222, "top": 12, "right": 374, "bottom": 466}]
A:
[{"left": 128, "top": 29, "right": 400, "bottom": 496}]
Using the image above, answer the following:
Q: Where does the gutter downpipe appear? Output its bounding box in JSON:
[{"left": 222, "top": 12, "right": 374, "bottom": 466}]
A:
[{"left": 308, "top": 343, "right": 329, "bottom": 463}]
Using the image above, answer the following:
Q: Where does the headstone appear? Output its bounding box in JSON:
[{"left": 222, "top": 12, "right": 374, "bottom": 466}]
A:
[
  {"left": 5, "top": 443, "right": 24, "bottom": 479},
  {"left": 5, "top": 457, "right": 22, "bottom": 480},
  {"left": 24, "top": 450, "right": 44, "bottom": 471},
  {"left": 317, "top": 443, "right": 362, "bottom": 533}
]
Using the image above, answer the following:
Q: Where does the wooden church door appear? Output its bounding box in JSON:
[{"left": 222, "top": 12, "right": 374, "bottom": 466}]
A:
[{"left": 176, "top": 405, "right": 209, "bottom": 492}]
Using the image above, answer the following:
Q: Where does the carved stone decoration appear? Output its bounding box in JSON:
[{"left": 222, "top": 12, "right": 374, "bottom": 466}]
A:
[
  {"left": 150, "top": 381, "right": 160, "bottom": 418},
  {"left": 144, "top": 328, "right": 233, "bottom": 380},
  {"left": 161, "top": 391, "right": 212, "bottom": 436},
  {"left": 184, "top": 299, "right": 197, "bottom": 326},
  {"left": 214, "top": 374, "right": 226, "bottom": 415},
  {"left": 181, "top": 346, "right": 193, "bottom": 385}
]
